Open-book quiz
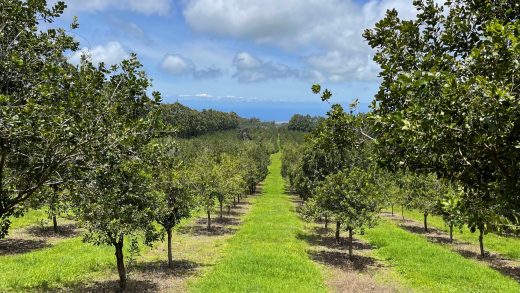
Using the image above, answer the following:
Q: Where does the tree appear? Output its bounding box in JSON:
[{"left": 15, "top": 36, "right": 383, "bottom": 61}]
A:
[
  {"left": 436, "top": 183, "right": 465, "bottom": 242},
  {"left": 193, "top": 155, "right": 219, "bottom": 230},
  {"left": 73, "top": 56, "right": 162, "bottom": 290},
  {"left": 364, "top": 0, "right": 520, "bottom": 256},
  {"left": 44, "top": 183, "right": 69, "bottom": 233},
  {"left": 150, "top": 142, "right": 196, "bottom": 268},
  {"left": 406, "top": 173, "right": 441, "bottom": 232},
  {"left": 315, "top": 167, "right": 382, "bottom": 259},
  {"left": 221, "top": 156, "right": 246, "bottom": 214},
  {"left": 0, "top": 0, "right": 106, "bottom": 238}
]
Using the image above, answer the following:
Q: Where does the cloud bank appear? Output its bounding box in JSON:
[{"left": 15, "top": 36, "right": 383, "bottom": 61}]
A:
[
  {"left": 160, "top": 54, "right": 224, "bottom": 80},
  {"left": 182, "top": 0, "right": 419, "bottom": 82}
]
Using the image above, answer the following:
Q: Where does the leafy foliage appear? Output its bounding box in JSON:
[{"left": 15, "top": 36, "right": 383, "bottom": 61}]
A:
[{"left": 364, "top": 0, "right": 520, "bottom": 255}]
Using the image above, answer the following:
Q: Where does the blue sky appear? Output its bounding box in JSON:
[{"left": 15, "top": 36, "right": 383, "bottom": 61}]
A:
[{"left": 49, "top": 0, "right": 419, "bottom": 121}]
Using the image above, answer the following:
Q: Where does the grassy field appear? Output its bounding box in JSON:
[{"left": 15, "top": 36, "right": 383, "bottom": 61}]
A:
[
  {"left": 361, "top": 220, "right": 520, "bottom": 292},
  {"left": 0, "top": 237, "right": 116, "bottom": 291},
  {"left": 189, "top": 153, "right": 327, "bottom": 293},
  {"left": 4, "top": 157, "right": 520, "bottom": 292},
  {"left": 399, "top": 209, "right": 520, "bottom": 260},
  {"left": 0, "top": 187, "right": 256, "bottom": 292},
  {"left": 9, "top": 209, "right": 50, "bottom": 230}
]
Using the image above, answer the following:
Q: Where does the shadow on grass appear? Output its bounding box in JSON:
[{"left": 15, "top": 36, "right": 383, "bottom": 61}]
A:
[
  {"left": 310, "top": 250, "right": 378, "bottom": 272},
  {"left": 25, "top": 223, "right": 80, "bottom": 238},
  {"left": 176, "top": 223, "right": 238, "bottom": 237},
  {"left": 297, "top": 226, "right": 379, "bottom": 273},
  {"left": 177, "top": 195, "right": 255, "bottom": 237},
  {"left": 299, "top": 227, "right": 372, "bottom": 250},
  {"left": 0, "top": 238, "right": 51, "bottom": 256},
  {"left": 63, "top": 279, "right": 159, "bottom": 293},
  {"left": 224, "top": 209, "right": 248, "bottom": 217},
  {"left": 453, "top": 248, "right": 520, "bottom": 282},
  {"left": 234, "top": 200, "right": 252, "bottom": 207},
  {"left": 396, "top": 218, "right": 520, "bottom": 282},
  {"left": 214, "top": 216, "right": 241, "bottom": 226},
  {"left": 398, "top": 224, "right": 454, "bottom": 245},
  {"left": 132, "top": 259, "right": 203, "bottom": 278}
]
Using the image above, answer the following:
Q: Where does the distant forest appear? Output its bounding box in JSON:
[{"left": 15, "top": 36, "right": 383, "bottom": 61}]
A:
[
  {"left": 159, "top": 103, "right": 243, "bottom": 137},
  {"left": 160, "top": 103, "right": 322, "bottom": 137},
  {"left": 287, "top": 114, "right": 323, "bottom": 132}
]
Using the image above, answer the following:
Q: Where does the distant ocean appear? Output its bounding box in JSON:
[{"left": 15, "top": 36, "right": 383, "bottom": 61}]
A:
[{"left": 173, "top": 99, "right": 371, "bottom": 122}]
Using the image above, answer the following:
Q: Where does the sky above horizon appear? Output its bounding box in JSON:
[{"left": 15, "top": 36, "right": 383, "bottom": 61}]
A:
[{"left": 48, "top": 0, "right": 421, "bottom": 121}]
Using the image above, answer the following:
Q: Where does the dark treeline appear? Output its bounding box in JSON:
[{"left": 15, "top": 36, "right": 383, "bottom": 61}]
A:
[
  {"left": 159, "top": 102, "right": 241, "bottom": 138},
  {"left": 287, "top": 114, "right": 323, "bottom": 132}
]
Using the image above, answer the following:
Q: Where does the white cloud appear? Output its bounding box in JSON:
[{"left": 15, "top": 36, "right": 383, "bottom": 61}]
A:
[
  {"left": 177, "top": 93, "right": 262, "bottom": 102},
  {"left": 70, "top": 41, "right": 129, "bottom": 65},
  {"left": 231, "top": 52, "right": 326, "bottom": 83},
  {"left": 195, "top": 93, "right": 213, "bottom": 98},
  {"left": 232, "top": 52, "right": 300, "bottom": 83},
  {"left": 160, "top": 54, "right": 195, "bottom": 75},
  {"left": 160, "top": 54, "right": 223, "bottom": 79},
  {"left": 234, "top": 52, "right": 263, "bottom": 70},
  {"left": 63, "top": 0, "right": 172, "bottom": 16},
  {"left": 182, "top": 0, "right": 420, "bottom": 82}
]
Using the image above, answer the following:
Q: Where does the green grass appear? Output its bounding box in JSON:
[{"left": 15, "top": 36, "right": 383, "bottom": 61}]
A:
[
  {"left": 189, "top": 153, "right": 326, "bottom": 293},
  {"left": 0, "top": 234, "right": 160, "bottom": 292},
  {"left": 9, "top": 209, "right": 49, "bottom": 230},
  {"left": 361, "top": 220, "right": 520, "bottom": 292},
  {"left": 0, "top": 237, "right": 116, "bottom": 291},
  {"left": 399, "top": 209, "right": 520, "bottom": 260},
  {"left": 0, "top": 190, "right": 249, "bottom": 291}
]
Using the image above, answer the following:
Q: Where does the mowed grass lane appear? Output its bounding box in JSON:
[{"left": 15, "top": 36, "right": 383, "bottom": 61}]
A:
[
  {"left": 361, "top": 220, "right": 520, "bottom": 292},
  {"left": 398, "top": 209, "right": 520, "bottom": 260},
  {"left": 0, "top": 237, "right": 116, "bottom": 291},
  {"left": 190, "top": 153, "right": 326, "bottom": 293}
]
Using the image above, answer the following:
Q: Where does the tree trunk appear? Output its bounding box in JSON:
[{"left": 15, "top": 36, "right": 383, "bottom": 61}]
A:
[
  {"left": 52, "top": 215, "right": 58, "bottom": 233},
  {"left": 114, "top": 237, "right": 126, "bottom": 291},
  {"left": 219, "top": 201, "right": 223, "bottom": 220},
  {"left": 207, "top": 210, "right": 211, "bottom": 230},
  {"left": 401, "top": 206, "right": 405, "bottom": 220},
  {"left": 449, "top": 224, "right": 453, "bottom": 242},
  {"left": 423, "top": 212, "right": 428, "bottom": 232},
  {"left": 335, "top": 221, "right": 341, "bottom": 244},
  {"left": 237, "top": 196, "right": 240, "bottom": 203},
  {"left": 167, "top": 228, "right": 173, "bottom": 268},
  {"left": 227, "top": 205, "right": 231, "bottom": 215},
  {"left": 479, "top": 227, "right": 485, "bottom": 257},
  {"left": 391, "top": 205, "right": 394, "bottom": 216},
  {"left": 348, "top": 227, "right": 353, "bottom": 259},
  {"left": 233, "top": 197, "right": 237, "bottom": 207},
  {"left": 324, "top": 214, "right": 328, "bottom": 231}
]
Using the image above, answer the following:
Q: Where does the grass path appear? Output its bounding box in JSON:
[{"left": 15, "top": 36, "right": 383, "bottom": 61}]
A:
[
  {"left": 360, "top": 219, "right": 520, "bottom": 292},
  {"left": 190, "top": 153, "right": 327, "bottom": 293},
  {"left": 395, "top": 209, "right": 520, "bottom": 260}
]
